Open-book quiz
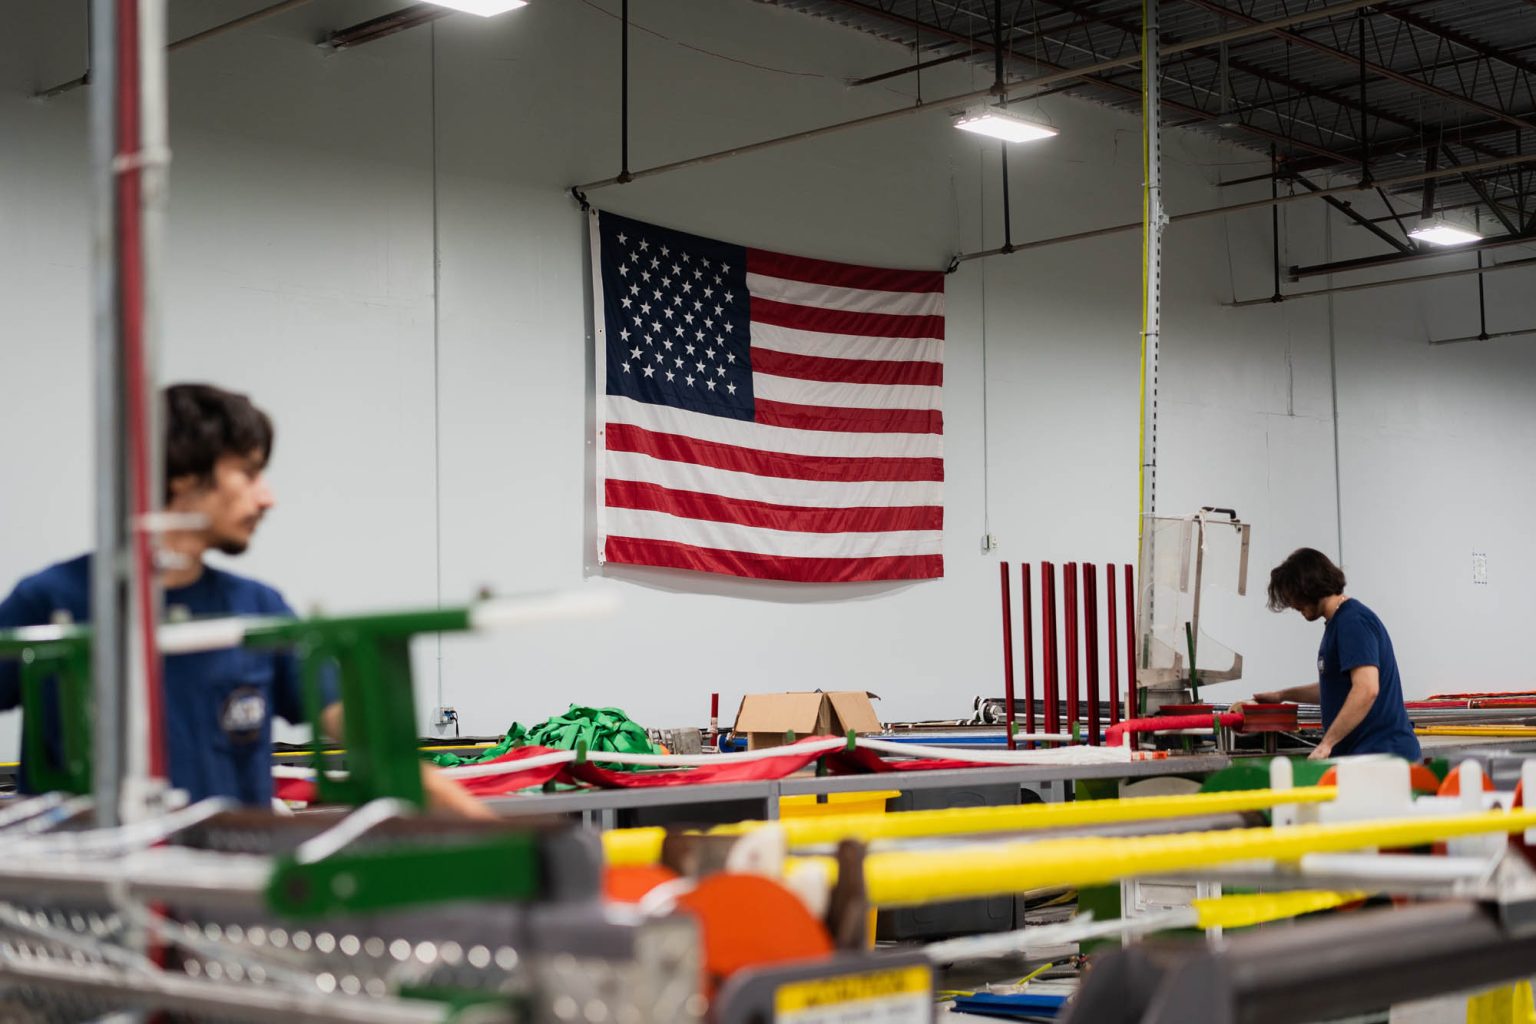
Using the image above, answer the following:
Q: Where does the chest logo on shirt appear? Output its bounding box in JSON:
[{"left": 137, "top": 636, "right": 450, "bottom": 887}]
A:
[
  {"left": 220, "top": 687, "right": 266, "bottom": 744},
  {"left": 1318, "top": 656, "right": 1325, "bottom": 673}
]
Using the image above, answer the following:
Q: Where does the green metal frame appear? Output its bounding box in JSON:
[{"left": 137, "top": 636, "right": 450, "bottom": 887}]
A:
[{"left": 0, "top": 628, "right": 95, "bottom": 795}]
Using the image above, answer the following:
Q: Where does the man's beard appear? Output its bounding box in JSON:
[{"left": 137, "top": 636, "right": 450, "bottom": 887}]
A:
[{"left": 214, "top": 538, "right": 249, "bottom": 556}]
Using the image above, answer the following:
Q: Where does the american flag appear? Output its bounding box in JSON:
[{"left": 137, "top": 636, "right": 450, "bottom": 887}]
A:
[{"left": 590, "top": 211, "right": 944, "bottom": 583}]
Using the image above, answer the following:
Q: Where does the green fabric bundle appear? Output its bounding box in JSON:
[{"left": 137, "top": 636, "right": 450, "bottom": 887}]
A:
[{"left": 430, "top": 704, "right": 655, "bottom": 768}]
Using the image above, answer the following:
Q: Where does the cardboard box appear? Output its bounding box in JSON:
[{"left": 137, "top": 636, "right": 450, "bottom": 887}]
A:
[{"left": 732, "top": 690, "right": 882, "bottom": 750}]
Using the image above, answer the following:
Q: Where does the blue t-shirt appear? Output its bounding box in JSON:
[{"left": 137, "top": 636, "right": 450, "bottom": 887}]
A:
[
  {"left": 1319, "top": 598, "right": 1420, "bottom": 759},
  {"left": 0, "top": 554, "right": 333, "bottom": 806}
]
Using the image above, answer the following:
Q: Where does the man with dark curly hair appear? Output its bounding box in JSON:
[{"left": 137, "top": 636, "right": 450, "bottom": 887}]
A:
[
  {"left": 1238, "top": 547, "right": 1420, "bottom": 761},
  {"left": 0, "top": 383, "right": 489, "bottom": 816}
]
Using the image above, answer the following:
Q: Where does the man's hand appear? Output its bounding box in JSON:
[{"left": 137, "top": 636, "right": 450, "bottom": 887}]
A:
[
  {"left": 1307, "top": 741, "right": 1333, "bottom": 761},
  {"left": 1229, "top": 691, "right": 1283, "bottom": 716}
]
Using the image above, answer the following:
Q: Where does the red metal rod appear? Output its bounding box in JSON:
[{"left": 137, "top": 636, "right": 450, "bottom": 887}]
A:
[
  {"left": 1064, "top": 562, "right": 1079, "bottom": 733},
  {"left": 1041, "top": 562, "right": 1059, "bottom": 735},
  {"left": 1021, "top": 562, "right": 1036, "bottom": 741},
  {"left": 1106, "top": 562, "right": 1121, "bottom": 726},
  {"left": 1083, "top": 563, "right": 1100, "bottom": 745},
  {"left": 999, "top": 561, "right": 1017, "bottom": 751},
  {"left": 1124, "top": 563, "right": 1137, "bottom": 720}
]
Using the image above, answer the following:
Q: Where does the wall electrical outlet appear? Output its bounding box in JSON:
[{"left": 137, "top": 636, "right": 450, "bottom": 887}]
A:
[
  {"left": 981, "top": 533, "right": 998, "bottom": 552},
  {"left": 1472, "top": 552, "right": 1488, "bottom": 585}
]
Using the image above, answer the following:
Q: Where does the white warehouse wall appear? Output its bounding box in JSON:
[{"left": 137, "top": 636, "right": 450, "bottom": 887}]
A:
[{"left": 1, "top": 0, "right": 1532, "bottom": 759}]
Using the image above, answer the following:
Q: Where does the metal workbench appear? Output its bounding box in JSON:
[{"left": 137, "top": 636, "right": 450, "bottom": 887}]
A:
[{"left": 481, "top": 753, "right": 1233, "bottom": 829}]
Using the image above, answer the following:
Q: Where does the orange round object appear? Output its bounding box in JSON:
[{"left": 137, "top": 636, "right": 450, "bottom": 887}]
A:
[
  {"left": 604, "top": 864, "right": 681, "bottom": 904},
  {"left": 1513, "top": 780, "right": 1525, "bottom": 808},
  {"left": 676, "top": 873, "right": 834, "bottom": 985},
  {"left": 1318, "top": 767, "right": 1337, "bottom": 787},
  {"left": 1409, "top": 764, "right": 1442, "bottom": 795},
  {"left": 1437, "top": 765, "right": 1496, "bottom": 797}
]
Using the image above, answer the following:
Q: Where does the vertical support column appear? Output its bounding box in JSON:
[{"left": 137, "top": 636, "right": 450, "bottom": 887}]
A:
[
  {"left": 1124, "top": 564, "right": 1138, "bottom": 719},
  {"left": 91, "top": 0, "right": 170, "bottom": 824},
  {"left": 999, "top": 562, "right": 1017, "bottom": 751},
  {"left": 1106, "top": 562, "right": 1120, "bottom": 726},
  {"left": 1041, "top": 563, "right": 1059, "bottom": 736},
  {"left": 1064, "top": 562, "right": 1079, "bottom": 734},
  {"left": 1020, "top": 563, "right": 1036, "bottom": 741},
  {"left": 1135, "top": 0, "right": 1164, "bottom": 719},
  {"left": 1084, "top": 563, "right": 1100, "bottom": 745}
]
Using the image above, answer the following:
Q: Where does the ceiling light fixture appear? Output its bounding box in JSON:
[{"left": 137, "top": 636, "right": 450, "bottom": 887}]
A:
[
  {"left": 953, "top": 105, "right": 1059, "bottom": 144},
  {"left": 1408, "top": 218, "right": 1482, "bottom": 247},
  {"left": 423, "top": 0, "right": 529, "bottom": 16}
]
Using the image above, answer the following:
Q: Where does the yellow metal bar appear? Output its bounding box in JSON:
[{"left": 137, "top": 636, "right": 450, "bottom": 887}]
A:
[
  {"left": 601, "top": 787, "right": 1336, "bottom": 866},
  {"left": 1417, "top": 726, "right": 1536, "bottom": 737},
  {"left": 1191, "top": 889, "right": 1365, "bottom": 930},
  {"left": 856, "top": 806, "right": 1536, "bottom": 907}
]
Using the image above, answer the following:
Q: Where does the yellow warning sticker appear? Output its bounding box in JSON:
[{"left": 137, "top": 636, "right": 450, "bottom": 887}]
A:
[{"left": 775, "top": 964, "right": 933, "bottom": 1022}]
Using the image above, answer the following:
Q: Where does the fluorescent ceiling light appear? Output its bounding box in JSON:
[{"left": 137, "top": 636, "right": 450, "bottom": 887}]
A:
[
  {"left": 1408, "top": 220, "right": 1482, "bottom": 246},
  {"left": 954, "top": 106, "right": 1059, "bottom": 144},
  {"left": 424, "top": 0, "right": 528, "bottom": 15}
]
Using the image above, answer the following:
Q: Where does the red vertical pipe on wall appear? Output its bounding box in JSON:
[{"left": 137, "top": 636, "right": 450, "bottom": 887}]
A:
[
  {"left": 1124, "top": 563, "right": 1138, "bottom": 719},
  {"left": 1041, "top": 562, "right": 1059, "bottom": 735},
  {"left": 1020, "top": 563, "right": 1036, "bottom": 740},
  {"left": 1083, "top": 563, "right": 1100, "bottom": 745},
  {"left": 1106, "top": 562, "right": 1121, "bottom": 726},
  {"left": 1064, "top": 562, "right": 1080, "bottom": 732},
  {"left": 999, "top": 562, "right": 1017, "bottom": 751}
]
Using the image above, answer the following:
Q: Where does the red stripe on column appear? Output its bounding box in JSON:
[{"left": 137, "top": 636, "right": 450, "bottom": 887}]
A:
[
  {"left": 605, "top": 480, "right": 944, "bottom": 533},
  {"left": 754, "top": 400, "right": 943, "bottom": 435},
  {"left": 752, "top": 347, "right": 943, "bottom": 386},
  {"left": 606, "top": 423, "right": 943, "bottom": 481},
  {"left": 748, "top": 248, "right": 945, "bottom": 293},
  {"left": 752, "top": 297, "right": 944, "bottom": 339},
  {"left": 604, "top": 536, "right": 944, "bottom": 582}
]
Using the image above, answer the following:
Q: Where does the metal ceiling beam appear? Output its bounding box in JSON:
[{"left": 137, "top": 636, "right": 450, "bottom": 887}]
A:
[
  {"left": 1373, "top": 7, "right": 1536, "bottom": 81},
  {"left": 1444, "top": 145, "right": 1522, "bottom": 234},
  {"left": 812, "top": 0, "right": 1359, "bottom": 164},
  {"left": 1290, "top": 225, "right": 1536, "bottom": 279},
  {"left": 1175, "top": 0, "right": 1536, "bottom": 136}
]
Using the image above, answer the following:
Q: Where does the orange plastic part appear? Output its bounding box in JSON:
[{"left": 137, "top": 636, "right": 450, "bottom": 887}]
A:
[
  {"left": 1315, "top": 764, "right": 1439, "bottom": 794},
  {"left": 676, "top": 874, "right": 834, "bottom": 986},
  {"left": 603, "top": 864, "right": 680, "bottom": 904},
  {"left": 1437, "top": 764, "right": 1497, "bottom": 797}
]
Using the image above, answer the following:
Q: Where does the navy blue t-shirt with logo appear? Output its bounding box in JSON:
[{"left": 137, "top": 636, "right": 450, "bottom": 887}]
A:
[
  {"left": 0, "top": 554, "right": 336, "bottom": 806},
  {"left": 1318, "top": 598, "right": 1420, "bottom": 760}
]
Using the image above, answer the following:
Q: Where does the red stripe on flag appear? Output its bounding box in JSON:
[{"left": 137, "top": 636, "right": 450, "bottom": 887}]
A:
[
  {"left": 751, "top": 347, "right": 943, "bottom": 387},
  {"left": 748, "top": 248, "right": 945, "bottom": 294},
  {"left": 751, "top": 297, "right": 943, "bottom": 340},
  {"left": 754, "top": 400, "right": 943, "bottom": 435},
  {"left": 606, "top": 480, "right": 944, "bottom": 533},
  {"left": 606, "top": 423, "right": 943, "bottom": 481},
  {"left": 604, "top": 536, "right": 944, "bottom": 582}
]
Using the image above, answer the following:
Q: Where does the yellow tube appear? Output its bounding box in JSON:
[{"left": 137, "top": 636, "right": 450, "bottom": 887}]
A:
[
  {"left": 856, "top": 806, "right": 1536, "bottom": 907},
  {"left": 600, "top": 786, "right": 1336, "bottom": 865},
  {"left": 1191, "top": 889, "right": 1366, "bottom": 930}
]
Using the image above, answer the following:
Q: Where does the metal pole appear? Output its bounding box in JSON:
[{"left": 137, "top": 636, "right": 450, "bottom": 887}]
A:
[
  {"left": 1084, "top": 563, "right": 1100, "bottom": 745},
  {"left": 1105, "top": 562, "right": 1120, "bottom": 726},
  {"left": 1064, "top": 562, "right": 1080, "bottom": 732},
  {"left": 1229, "top": 253, "right": 1536, "bottom": 306},
  {"left": 1136, "top": 0, "right": 1163, "bottom": 713},
  {"left": 618, "top": 0, "right": 631, "bottom": 184},
  {"left": 89, "top": 0, "right": 125, "bottom": 825},
  {"left": 1021, "top": 563, "right": 1036, "bottom": 741},
  {"left": 1042, "top": 563, "right": 1059, "bottom": 736},
  {"left": 999, "top": 562, "right": 1017, "bottom": 751},
  {"left": 1271, "top": 143, "right": 1282, "bottom": 302},
  {"left": 1123, "top": 565, "right": 1137, "bottom": 719}
]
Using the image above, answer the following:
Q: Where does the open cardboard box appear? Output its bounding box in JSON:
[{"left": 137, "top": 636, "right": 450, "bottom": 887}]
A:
[{"left": 732, "top": 690, "right": 882, "bottom": 750}]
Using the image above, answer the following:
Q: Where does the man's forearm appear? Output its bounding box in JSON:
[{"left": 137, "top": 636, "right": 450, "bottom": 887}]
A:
[
  {"left": 1263, "top": 683, "right": 1321, "bottom": 704},
  {"left": 1319, "top": 683, "right": 1375, "bottom": 751}
]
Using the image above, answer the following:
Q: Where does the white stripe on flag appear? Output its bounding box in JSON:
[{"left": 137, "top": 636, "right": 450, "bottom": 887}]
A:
[
  {"left": 603, "top": 450, "right": 944, "bottom": 508},
  {"left": 750, "top": 323, "right": 943, "bottom": 364},
  {"left": 745, "top": 273, "right": 945, "bottom": 318},
  {"left": 752, "top": 374, "right": 943, "bottom": 411},
  {"left": 605, "top": 396, "right": 944, "bottom": 460},
  {"left": 604, "top": 507, "right": 943, "bottom": 558}
]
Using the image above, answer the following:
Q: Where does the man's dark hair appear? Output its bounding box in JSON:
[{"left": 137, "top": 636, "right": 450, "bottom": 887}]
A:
[
  {"left": 163, "top": 383, "right": 273, "bottom": 501},
  {"left": 1267, "top": 547, "right": 1346, "bottom": 612}
]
